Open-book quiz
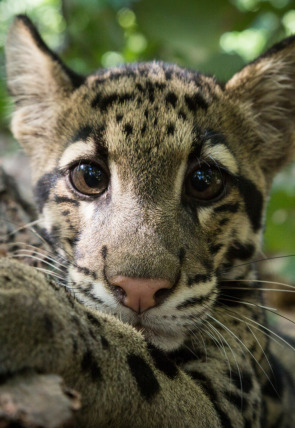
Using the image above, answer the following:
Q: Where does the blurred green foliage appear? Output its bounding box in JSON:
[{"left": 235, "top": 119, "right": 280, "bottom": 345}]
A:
[{"left": 0, "top": 0, "right": 294, "bottom": 276}]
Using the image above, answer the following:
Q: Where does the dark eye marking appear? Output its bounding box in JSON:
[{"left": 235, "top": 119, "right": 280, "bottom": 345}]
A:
[
  {"left": 226, "top": 241, "right": 255, "bottom": 261},
  {"left": 34, "top": 170, "right": 58, "bottom": 212},
  {"left": 236, "top": 176, "right": 263, "bottom": 232}
]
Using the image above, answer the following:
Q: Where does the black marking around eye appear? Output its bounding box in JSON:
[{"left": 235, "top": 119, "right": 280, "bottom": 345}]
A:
[
  {"left": 34, "top": 171, "right": 58, "bottom": 212},
  {"left": 185, "top": 93, "right": 208, "bottom": 111},
  {"left": 236, "top": 176, "right": 263, "bottom": 232},
  {"left": 226, "top": 241, "right": 255, "bottom": 261},
  {"left": 127, "top": 354, "right": 160, "bottom": 400},
  {"left": 165, "top": 92, "right": 178, "bottom": 108}
]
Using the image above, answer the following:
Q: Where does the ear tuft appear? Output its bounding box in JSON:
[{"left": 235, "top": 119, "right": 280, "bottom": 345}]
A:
[
  {"left": 5, "top": 15, "right": 85, "bottom": 153},
  {"left": 226, "top": 36, "right": 295, "bottom": 176}
]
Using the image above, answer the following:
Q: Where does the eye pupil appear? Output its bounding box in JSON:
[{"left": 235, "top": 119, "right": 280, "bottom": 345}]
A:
[
  {"left": 186, "top": 165, "right": 225, "bottom": 201},
  {"left": 70, "top": 163, "right": 108, "bottom": 196},
  {"left": 80, "top": 165, "right": 103, "bottom": 188},
  {"left": 191, "top": 169, "right": 216, "bottom": 192}
]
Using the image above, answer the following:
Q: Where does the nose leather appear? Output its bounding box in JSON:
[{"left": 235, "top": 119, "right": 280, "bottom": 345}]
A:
[{"left": 110, "top": 275, "right": 172, "bottom": 313}]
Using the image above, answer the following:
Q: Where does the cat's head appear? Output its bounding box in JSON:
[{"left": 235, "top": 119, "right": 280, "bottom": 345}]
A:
[{"left": 5, "top": 15, "right": 295, "bottom": 350}]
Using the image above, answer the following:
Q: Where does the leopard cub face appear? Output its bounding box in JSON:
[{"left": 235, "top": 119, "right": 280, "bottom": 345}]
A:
[{"left": 6, "top": 15, "right": 295, "bottom": 350}]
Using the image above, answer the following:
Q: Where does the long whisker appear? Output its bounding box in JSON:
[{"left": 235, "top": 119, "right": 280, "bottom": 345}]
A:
[
  {"left": 221, "top": 254, "right": 295, "bottom": 274},
  {"left": 222, "top": 278, "right": 295, "bottom": 290},
  {"left": 219, "top": 293, "right": 295, "bottom": 326},
  {"left": 214, "top": 298, "right": 295, "bottom": 355},
  {"left": 207, "top": 313, "right": 279, "bottom": 396},
  {"left": 8, "top": 219, "right": 42, "bottom": 236},
  {"left": 11, "top": 253, "right": 64, "bottom": 273},
  {"left": 10, "top": 247, "right": 67, "bottom": 269}
]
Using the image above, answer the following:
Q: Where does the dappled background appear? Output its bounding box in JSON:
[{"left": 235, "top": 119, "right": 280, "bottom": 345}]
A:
[{"left": 0, "top": 0, "right": 294, "bottom": 283}]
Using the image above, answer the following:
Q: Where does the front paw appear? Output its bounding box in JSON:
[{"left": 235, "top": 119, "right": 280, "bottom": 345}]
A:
[{"left": 0, "top": 259, "right": 75, "bottom": 376}]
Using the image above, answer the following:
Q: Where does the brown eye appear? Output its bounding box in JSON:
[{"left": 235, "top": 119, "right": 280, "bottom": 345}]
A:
[
  {"left": 185, "top": 165, "right": 225, "bottom": 201},
  {"left": 70, "top": 163, "right": 109, "bottom": 196}
]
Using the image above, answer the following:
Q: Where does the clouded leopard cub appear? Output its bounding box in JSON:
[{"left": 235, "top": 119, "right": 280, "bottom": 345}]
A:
[{"left": 4, "top": 14, "right": 295, "bottom": 427}]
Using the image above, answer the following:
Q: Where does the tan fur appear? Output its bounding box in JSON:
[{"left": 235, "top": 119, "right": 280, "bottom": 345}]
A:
[{"left": 2, "top": 15, "right": 295, "bottom": 427}]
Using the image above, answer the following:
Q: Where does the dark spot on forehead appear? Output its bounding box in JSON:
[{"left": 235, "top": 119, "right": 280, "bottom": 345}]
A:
[
  {"left": 124, "top": 123, "right": 133, "bottom": 137},
  {"left": 141, "top": 123, "right": 147, "bottom": 136},
  {"left": 185, "top": 93, "right": 208, "bottom": 111},
  {"left": 72, "top": 126, "right": 93, "bottom": 142},
  {"left": 136, "top": 83, "right": 144, "bottom": 92},
  {"left": 116, "top": 114, "right": 123, "bottom": 122},
  {"left": 165, "top": 69, "right": 172, "bottom": 80},
  {"left": 178, "top": 110, "right": 187, "bottom": 120},
  {"left": 167, "top": 123, "right": 175, "bottom": 136},
  {"left": 165, "top": 92, "right": 178, "bottom": 108}
]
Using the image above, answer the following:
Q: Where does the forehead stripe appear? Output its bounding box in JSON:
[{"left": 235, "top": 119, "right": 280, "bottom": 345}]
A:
[{"left": 91, "top": 92, "right": 134, "bottom": 111}]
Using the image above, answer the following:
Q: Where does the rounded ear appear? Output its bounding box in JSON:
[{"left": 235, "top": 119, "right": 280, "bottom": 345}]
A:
[
  {"left": 225, "top": 36, "right": 295, "bottom": 176},
  {"left": 5, "top": 15, "right": 85, "bottom": 154}
]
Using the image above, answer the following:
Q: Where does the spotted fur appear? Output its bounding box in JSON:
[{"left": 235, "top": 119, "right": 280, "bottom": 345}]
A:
[{"left": 3, "top": 14, "right": 295, "bottom": 427}]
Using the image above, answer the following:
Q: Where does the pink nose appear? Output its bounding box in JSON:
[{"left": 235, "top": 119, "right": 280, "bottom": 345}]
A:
[{"left": 110, "top": 276, "right": 172, "bottom": 313}]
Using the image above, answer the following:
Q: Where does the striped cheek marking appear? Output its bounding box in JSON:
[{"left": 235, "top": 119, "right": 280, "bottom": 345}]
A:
[{"left": 58, "top": 141, "right": 96, "bottom": 169}]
